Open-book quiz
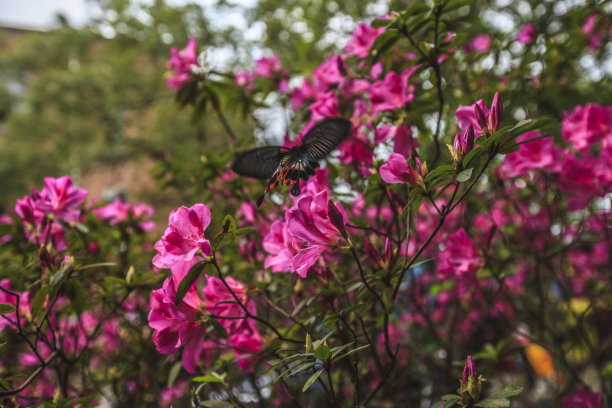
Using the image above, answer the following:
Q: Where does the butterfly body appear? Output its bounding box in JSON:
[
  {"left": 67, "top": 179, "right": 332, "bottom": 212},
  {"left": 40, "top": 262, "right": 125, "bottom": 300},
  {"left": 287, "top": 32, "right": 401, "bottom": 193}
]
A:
[{"left": 232, "top": 118, "right": 351, "bottom": 207}]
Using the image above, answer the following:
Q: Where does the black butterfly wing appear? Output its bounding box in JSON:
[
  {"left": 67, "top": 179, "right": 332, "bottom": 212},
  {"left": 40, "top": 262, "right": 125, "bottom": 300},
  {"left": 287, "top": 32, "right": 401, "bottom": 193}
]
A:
[
  {"left": 231, "top": 146, "right": 285, "bottom": 180},
  {"left": 298, "top": 118, "right": 352, "bottom": 162}
]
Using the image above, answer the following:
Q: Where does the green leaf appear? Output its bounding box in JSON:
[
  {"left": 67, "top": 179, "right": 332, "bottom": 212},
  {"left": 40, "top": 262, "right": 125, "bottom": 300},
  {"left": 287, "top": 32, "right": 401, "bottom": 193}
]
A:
[
  {"left": 332, "top": 344, "right": 370, "bottom": 363},
  {"left": 499, "top": 141, "right": 519, "bottom": 154},
  {"left": 193, "top": 375, "right": 223, "bottom": 383},
  {"left": 474, "top": 397, "right": 511, "bottom": 407},
  {"left": 456, "top": 167, "right": 473, "bottom": 182},
  {"left": 0, "top": 304, "right": 15, "bottom": 315},
  {"left": 175, "top": 261, "right": 207, "bottom": 306},
  {"left": 167, "top": 361, "right": 182, "bottom": 388},
  {"left": 31, "top": 285, "right": 50, "bottom": 318},
  {"left": 221, "top": 215, "right": 236, "bottom": 233},
  {"left": 493, "top": 385, "right": 523, "bottom": 398},
  {"left": 425, "top": 164, "right": 455, "bottom": 183},
  {"left": 314, "top": 345, "right": 330, "bottom": 362},
  {"left": 50, "top": 263, "right": 70, "bottom": 287},
  {"left": 431, "top": 394, "right": 461, "bottom": 408},
  {"left": 211, "top": 318, "right": 229, "bottom": 339},
  {"left": 463, "top": 145, "right": 487, "bottom": 168},
  {"left": 302, "top": 369, "right": 324, "bottom": 392}
]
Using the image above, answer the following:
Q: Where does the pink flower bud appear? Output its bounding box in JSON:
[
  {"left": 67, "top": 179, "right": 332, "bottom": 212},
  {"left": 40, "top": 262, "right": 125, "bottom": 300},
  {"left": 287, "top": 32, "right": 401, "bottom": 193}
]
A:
[{"left": 489, "top": 92, "right": 502, "bottom": 131}]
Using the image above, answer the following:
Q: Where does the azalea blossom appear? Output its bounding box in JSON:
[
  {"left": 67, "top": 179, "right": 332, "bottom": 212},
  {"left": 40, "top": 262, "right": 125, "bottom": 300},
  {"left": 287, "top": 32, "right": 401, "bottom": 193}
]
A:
[
  {"left": 455, "top": 92, "right": 503, "bottom": 137},
  {"left": 561, "top": 104, "right": 612, "bottom": 152},
  {"left": 498, "top": 131, "right": 561, "bottom": 178},
  {"left": 148, "top": 276, "right": 207, "bottom": 373},
  {"left": 94, "top": 198, "right": 155, "bottom": 231},
  {"left": 344, "top": 22, "right": 385, "bottom": 58},
  {"left": 152, "top": 204, "right": 212, "bottom": 269},
  {"left": 35, "top": 176, "right": 88, "bottom": 222},
  {"left": 517, "top": 23, "right": 536, "bottom": 44},
  {"left": 437, "top": 228, "right": 482, "bottom": 280},
  {"left": 166, "top": 37, "right": 199, "bottom": 92},
  {"left": 287, "top": 191, "right": 347, "bottom": 277},
  {"left": 379, "top": 153, "right": 422, "bottom": 185},
  {"left": 253, "top": 55, "right": 282, "bottom": 79},
  {"left": 370, "top": 70, "right": 416, "bottom": 113}
]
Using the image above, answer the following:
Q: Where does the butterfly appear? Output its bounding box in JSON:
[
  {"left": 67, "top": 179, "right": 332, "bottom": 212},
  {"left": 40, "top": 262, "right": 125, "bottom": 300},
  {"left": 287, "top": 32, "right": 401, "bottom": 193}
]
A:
[{"left": 232, "top": 118, "right": 351, "bottom": 207}]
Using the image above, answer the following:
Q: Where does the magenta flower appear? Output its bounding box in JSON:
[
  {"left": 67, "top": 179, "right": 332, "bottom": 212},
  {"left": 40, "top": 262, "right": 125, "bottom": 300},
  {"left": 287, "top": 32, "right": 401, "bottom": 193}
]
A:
[
  {"left": 234, "top": 70, "right": 254, "bottom": 89},
  {"left": 581, "top": 13, "right": 605, "bottom": 50},
  {"left": 455, "top": 92, "right": 503, "bottom": 137},
  {"left": 312, "top": 55, "right": 346, "bottom": 92},
  {"left": 203, "top": 275, "right": 257, "bottom": 334},
  {"left": 152, "top": 204, "right": 212, "bottom": 269},
  {"left": 262, "top": 218, "right": 299, "bottom": 273},
  {"left": 309, "top": 90, "right": 340, "bottom": 121},
  {"left": 15, "top": 194, "right": 68, "bottom": 250},
  {"left": 558, "top": 154, "right": 603, "bottom": 211},
  {"left": 562, "top": 387, "right": 603, "bottom": 408},
  {"left": 94, "top": 198, "right": 155, "bottom": 231},
  {"left": 498, "top": 131, "right": 561, "bottom": 178},
  {"left": 437, "top": 228, "right": 482, "bottom": 280},
  {"left": 148, "top": 276, "right": 207, "bottom": 373},
  {"left": 561, "top": 104, "right": 612, "bottom": 152},
  {"left": 253, "top": 55, "right": 282, "bottom": 79},
  {"left": 35, "top": 176, "right": 88, "bottom": 222},
  {"left": 465, "top": 34, "right": 491, "bottom": 53},
  {"left": 461, "top": 355, "right": 477, "bottom": 384},
  {"left": 344, "top": 23, "right": 386, "bottom": 58},
  {"left": 166, "top": 37, "right": 199, "bottom": 92},
  {"left": 453, "top": 124, "right": 475, "bottom": 155},
  {"left": 287, "top": 191, "right": 347, "bottom": 278},
  {"left": 379, "top": 153, "right": 420, "bottom": 185},
  {"left": 230, "top": 329, "right": 263, "bottom": 371},
  {"left": 370, "top": 70, "right": 416, "bottom": 113},
  {"left": 517, "top": 23, "right": 536, "bottom": 44}
]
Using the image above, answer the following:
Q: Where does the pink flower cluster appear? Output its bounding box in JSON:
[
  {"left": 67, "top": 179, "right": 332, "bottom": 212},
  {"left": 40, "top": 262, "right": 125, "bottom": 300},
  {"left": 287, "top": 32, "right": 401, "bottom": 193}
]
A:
[
  {"left": 166, "top": 37, "right": 199, "bottom": 92},
  {"left": 15, "top": 176, "right": 88, "bottom": 251},
  {"left": 234, "top": 55, "right": 288, "bottom": 91},
  {"left": 500, "top": 103, "right": 611, "bottom": 211},
  {"left": 149, "top": 203, "right": 262, "bottom": 372},
  {"left": 262, "top": 174, "right": 348, "bottom": 278},
  {"left": 93, "top": 198, "right": 155, "bottom": 231},
  {"left": 562, "top": 387, "right": 603, "bottom": 408},
  {"left": 282, "top": 21, "right": 423, "bottom": 176}
]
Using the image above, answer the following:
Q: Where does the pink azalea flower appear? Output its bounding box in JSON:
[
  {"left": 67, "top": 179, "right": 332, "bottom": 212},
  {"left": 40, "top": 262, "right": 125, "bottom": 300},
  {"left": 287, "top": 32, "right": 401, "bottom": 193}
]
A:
[
  {"left": 289, "top": 78, "right": 316, "bottom": 109},
  {"left": 166, "top": 37, "right": 199, "bottom": 92},
  {"left": 344, "top": 23, "right": 386, "bottom": 58},
  {"left": 455, "top": 92, "right": 503, "bottom": 137},
  {"left": 562, "top": 387, "right": 603, "bottom": 408},
  {"left": 498, "top": 131, "right": 561, "bottom": 178},
  {"left": 581, "top": 13, "right": 605, "bottom": 50},
  {"left": 453, "top": 124, "right": 475, "bottom": 155},
  {"left": 337, "top": 126, "right": 374, "bottom": 176},
  {"left": 234, "top": 70, "right": 254, "bottom": 89},
  {"left": 558, "top": 154, "right": 603, "bottom": 211},
  {"left": 94, "top": 198, "right": 155, "bottom": 231},
  {"left": 437, "top": 228, "right": 482, "bottom": 280},
  {"left": 152, "top": 204, "right": 212, "bottom": 269},
  {"left": 93, "top": 198, "right": 131, "bottom": 225},
  {"left": 561, "top": 104, "right": 612, "bottom": 152},
  {"left": 148, "top": 276, "right": 207, "bottom": 373},
  {"left": 35, "top": 176, "right": 88, "bottom": 222},
  {"left": 374, "top": 123, "right": 416, "bottom": 155},
  {"left": 230, "top": 329, "right": 263, "bottom": 371},
  {"left": 466, "top": 34, "right": 491, "bottom": 53},
  {"left": 379, "top": 153, "right": 420, "bottom": 185},
  {"left": 159, "top": 380, "right": 189, "bottom": 408},
  {"left": 312, "top": 55, "right": 346, "bottom": 92},
  {"left": 287, "top": 191, "right": 347, "bottom": 278},
  {"left": 309, "top": 90, "right": 340, "bottom": 121},
  {"left": 203, "top": 275, "right": 257, "bottom": 334},
  {"left": 370, "top": 70, "right": 416, "bottom": 113},
  {"left": 262, "top": 218, "right": 299, "bottom": 273},
  {"left": 517, "top": 23, "right": 536, "bottom": 44},
  {"left": 253, "top": 55, "right": 282, "bottom": 78},
  {"left": 15, "top": 194, "right": 68, "bottom": 250}
]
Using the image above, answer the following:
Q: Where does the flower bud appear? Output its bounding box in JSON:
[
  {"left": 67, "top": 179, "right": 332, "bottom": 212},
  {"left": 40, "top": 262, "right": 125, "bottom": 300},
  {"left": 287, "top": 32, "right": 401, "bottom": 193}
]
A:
[
  {"left": 460, "top": 355, "right": 485, "bottom": 406},
  {"left": 473, "top": 103, "right": 488, "bottom": 131},
  {"left": 489, "top": 92, "right": 502, "bottom": 131}
]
